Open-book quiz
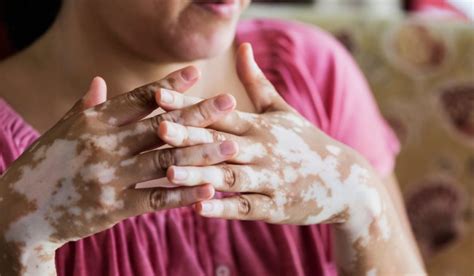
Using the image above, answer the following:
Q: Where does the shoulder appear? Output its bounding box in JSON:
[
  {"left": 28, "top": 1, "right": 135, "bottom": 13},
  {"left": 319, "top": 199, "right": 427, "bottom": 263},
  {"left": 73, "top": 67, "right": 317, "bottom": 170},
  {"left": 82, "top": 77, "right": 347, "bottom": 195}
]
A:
[
  {"left": 237, "top": 18, "right": 350, "bottom": 66},
  {"left": 237, "top": 18, "right": 358, "bottom": 88}
]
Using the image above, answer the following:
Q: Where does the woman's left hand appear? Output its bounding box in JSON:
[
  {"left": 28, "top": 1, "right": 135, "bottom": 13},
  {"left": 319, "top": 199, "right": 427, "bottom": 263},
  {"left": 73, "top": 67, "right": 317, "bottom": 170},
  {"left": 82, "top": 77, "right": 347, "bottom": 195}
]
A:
[
  {"left": 153, "top": 43, "right": 427, "bottom": 276},
  {"left": 155, "top": 44, "right": 387, "bottom": 237}
]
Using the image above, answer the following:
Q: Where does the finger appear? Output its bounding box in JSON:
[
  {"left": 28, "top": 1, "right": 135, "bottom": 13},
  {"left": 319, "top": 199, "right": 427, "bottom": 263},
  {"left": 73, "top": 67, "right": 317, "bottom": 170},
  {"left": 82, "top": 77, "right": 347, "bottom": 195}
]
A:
[
  {"left": 167, "top": 165, "right": 271, "bottom": 193},
  {"left": 83, "top": 77, "right": 108, "bottom": 108},
  {"left": 196, "top": 194, "right": 274, "bottom": 221},
  {"left": 236, "top": 43, "right": 292, "bottom": 113},
  {"left": 121, "top": 93, "right": 237, "bottom": 154},
  {"left": 156, "top": 88, "right": 202, "bottom": 111},
  {"left": 159, "top": 122, "right": 263, "bottom": 163},
  {"left": 94, "top": 66, "right": 200, "bottom": 126},
  {"left": 122, "top": 184, "right": 215, "bottom": 216},
  {"left": 118, "top": 141, "right": 239, "bottom": 186},
  {"left": 156, "top": 88, "right": 252, "bottom": 135},
  {"left": 64, "top": 77, "right": 107, "bottom": 119},
  {"left": 163, "top": 93, "right": 236, "bottom": 127},
  {"left": 159, "top": 121, "right": 239, "bottom": 147}
]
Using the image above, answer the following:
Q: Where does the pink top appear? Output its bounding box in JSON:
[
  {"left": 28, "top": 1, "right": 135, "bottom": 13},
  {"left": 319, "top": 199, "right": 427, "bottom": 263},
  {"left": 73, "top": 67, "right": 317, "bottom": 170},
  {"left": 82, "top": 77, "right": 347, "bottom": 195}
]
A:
[{"left": 0, "top": 19, "right": 399, "bottom": 276}]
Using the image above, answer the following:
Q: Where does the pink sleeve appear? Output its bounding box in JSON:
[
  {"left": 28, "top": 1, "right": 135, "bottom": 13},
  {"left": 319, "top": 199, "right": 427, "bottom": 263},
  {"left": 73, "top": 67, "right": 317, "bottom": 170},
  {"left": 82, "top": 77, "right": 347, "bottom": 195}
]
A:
[
  {"left": 0, "top": 99, "right": 39, "bottom": 174},
  {"left": 299, "top": 24, "right": 401, "bottom": 177}
]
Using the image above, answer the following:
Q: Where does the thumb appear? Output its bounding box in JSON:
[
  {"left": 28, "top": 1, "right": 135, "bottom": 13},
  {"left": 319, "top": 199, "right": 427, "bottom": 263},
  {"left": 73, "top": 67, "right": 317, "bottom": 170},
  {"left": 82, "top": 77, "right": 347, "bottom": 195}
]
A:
[
  {"left": 82, "top": 76, "right": 107, "bottom": 109},
  {"left": 64, "top": 77, "right": 108, "bottom": 119},
  {"left": 236, "top": 43, "right": 290, "bottom": 113}
]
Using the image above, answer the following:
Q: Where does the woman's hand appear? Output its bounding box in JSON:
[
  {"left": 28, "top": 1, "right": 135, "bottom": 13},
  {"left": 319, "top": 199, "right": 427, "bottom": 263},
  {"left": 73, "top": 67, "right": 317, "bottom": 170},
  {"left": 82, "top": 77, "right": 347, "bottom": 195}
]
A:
[
  {"left": 0, "top": 67, "right": 240, "bottom": 275},
  {"left": 157, "top": 44, "right": 387, "bottom": 231},
  {"left": 156, "top": 44, "right": 425, "bottom": 275}
]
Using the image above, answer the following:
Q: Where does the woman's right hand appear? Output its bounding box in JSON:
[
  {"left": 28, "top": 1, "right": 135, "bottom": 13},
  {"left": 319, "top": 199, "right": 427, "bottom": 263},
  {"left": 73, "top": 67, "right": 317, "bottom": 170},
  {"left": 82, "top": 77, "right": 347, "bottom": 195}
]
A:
[{"left": 0, "top": 66, "right": 239, "bottom": 275}]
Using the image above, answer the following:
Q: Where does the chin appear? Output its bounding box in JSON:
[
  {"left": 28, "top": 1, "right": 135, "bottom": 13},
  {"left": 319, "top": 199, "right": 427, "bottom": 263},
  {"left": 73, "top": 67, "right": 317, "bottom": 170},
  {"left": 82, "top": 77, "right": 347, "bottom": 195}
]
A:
[{"left": 166, "top": 27, "right": 237, "bottom": 62}]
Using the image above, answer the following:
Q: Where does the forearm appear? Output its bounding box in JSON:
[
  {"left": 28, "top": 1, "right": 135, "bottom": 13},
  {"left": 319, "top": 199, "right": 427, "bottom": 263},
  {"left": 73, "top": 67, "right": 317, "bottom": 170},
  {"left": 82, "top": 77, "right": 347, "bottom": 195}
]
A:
[
  {"left": 333, "top": 174, "right": 426, "bottom": 275},
  {"left": 0, "top": 237, "right": 56, "bottom": 276},
  {"left": 1, "top": 176, "right": 57, "bottom": 276}
]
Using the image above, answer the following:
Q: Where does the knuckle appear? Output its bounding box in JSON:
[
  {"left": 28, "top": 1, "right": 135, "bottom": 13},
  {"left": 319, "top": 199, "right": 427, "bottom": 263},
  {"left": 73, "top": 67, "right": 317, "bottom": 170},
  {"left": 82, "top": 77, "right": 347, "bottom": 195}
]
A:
[
  {"left": 153, "top": 149, "right": 175, "bottom": 170},
  {"left": 149, "top": 115, "right": 163, "bottom": 131},
  {"left": 222, "top": 166, "right": 236, "bottom": 189},
  {"left": 148, "top": 190, "right": 168, "bottom": 210},
  {"left": 238, "top": 196, "right": 252, "bottom": 216},
  {"left": 210, "top": 130, "right": 226, "bottom": 142},
  {"left": 160, "top": 112, "right": 179, "bottom": 124},
  {"left": 195, "top": 102, "right": 213, "bottom": 124}
]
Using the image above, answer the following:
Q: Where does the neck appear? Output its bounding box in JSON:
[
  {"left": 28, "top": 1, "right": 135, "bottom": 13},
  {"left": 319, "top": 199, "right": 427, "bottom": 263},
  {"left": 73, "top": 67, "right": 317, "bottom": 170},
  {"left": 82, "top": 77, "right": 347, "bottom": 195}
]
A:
[{"left": 28, "top": 3, "right": 237, "bottom": 99}]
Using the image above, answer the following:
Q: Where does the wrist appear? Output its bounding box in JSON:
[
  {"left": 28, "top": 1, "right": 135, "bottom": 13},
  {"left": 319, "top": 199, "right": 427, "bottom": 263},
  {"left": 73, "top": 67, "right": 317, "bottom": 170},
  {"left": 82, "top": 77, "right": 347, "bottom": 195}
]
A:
[{"left": 336, "top": 152, "right": 391, "bottom": 243}]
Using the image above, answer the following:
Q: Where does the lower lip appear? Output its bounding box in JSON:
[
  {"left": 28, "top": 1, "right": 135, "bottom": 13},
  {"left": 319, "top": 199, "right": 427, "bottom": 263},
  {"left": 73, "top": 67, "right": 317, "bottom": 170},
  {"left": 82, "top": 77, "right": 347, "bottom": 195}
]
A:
[{"left": 194, "top": 3, "right": 238, "bottom": 18}]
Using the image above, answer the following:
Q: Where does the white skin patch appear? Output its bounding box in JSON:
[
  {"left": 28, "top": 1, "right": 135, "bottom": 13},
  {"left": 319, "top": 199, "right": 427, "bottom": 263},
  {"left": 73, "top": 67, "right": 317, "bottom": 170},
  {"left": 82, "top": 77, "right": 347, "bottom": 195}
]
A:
[
  {"left": 100, "top": 186, "right": 117, "bottom": 206},
  {"left": 326, "top": 145, "right": 342, "bottom": 156},
  {"left": 239, "top": 167, "right": 280, "bottom": 190},
  {"left": 272, "top": 113, "right": 311, "bottom": 128},
  {"left": 80, "top": 162, "right": 117, "bottom": 184},
  {"left": 120, "top": 158, "right": 136, "bottom": 167},
  {"left": 83, "top": 109, "right": 98, "bottom": 118},
  {"left": 376, "top": 214, "right": 391, "bottom": 240},
  {"left": 187, "top": 127, "right": 223, "bottom": 144},
  {"left": 366, "top": 268, "right": 377, "bottom": 276},
  {"left": 108, "top": 117, "right": 118, "bottom": 125},
  {"left": 80, "top": 124, "right": 147, "bottom": 155},
  {"left": 268, "top": 124, "right": 387, "bottom": 245},
  {"left": 272, "top": 191, "right": 289, "bottom": 221},
  {"left": 165, "top": 191, "right": 182, "bottom": 204},
  {"left": 5, "top": 139, "right": 90, "bottom": 274},
  {"left": 283, "top": 167, "right": 298, "bottom": 182},
  {"left": 238, "top": 143, "right": 267, "bottom": 163}
]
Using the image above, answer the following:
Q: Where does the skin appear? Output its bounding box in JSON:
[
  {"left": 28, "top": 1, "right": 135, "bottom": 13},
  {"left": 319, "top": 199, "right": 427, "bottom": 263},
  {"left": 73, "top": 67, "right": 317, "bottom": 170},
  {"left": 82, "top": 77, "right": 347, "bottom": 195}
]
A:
[
  {"left": 0, "top": 0, "right": 425, "bottom": 275},
  {"left": 157, "top": 44, "right": 426, "bottom": 275},
  {"left": 0, "top": 67, "right": 241, "bottom": 274}
]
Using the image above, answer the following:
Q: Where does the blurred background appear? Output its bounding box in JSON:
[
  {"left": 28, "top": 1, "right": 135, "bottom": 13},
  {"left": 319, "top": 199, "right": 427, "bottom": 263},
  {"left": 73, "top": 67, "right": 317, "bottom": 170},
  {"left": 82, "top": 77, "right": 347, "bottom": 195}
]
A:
[
  {"left": 246, "top": 1, "right": 474, "bottom": 275},
  {"left": 0, "top": 0, "right": 473, "bottom": 275}
]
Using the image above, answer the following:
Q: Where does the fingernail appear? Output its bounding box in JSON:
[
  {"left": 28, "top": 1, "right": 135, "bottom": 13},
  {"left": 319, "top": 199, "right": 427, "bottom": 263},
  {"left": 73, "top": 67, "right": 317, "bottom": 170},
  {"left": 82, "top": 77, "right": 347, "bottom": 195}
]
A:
[
  {"left": 165, "top": 123, "right": 178, "bottom": 139},
  {"left": 181, "top": 67, "right": 199, "bottom": 82},
  {"left": 160, "top": 88, "right": 174, "bottom": 104},
  {"left": 220, "top": 141, "right": 236, "bottom": 156},
  {"left": 172, "top": 167, "right": 188, "bottom": 181},
  {"left": 200, "top": 201, "right": 214, "bottom": 213},
  {"left": 215, "top": 95, "right": 234, "bottom": 111}
]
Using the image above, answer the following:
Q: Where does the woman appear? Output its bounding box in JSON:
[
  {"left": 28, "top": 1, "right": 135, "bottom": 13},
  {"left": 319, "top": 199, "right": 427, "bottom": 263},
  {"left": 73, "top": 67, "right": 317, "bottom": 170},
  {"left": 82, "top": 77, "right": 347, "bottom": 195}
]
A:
[{"left": 0, "top": 0, "right": 425, "bottom": 275}]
